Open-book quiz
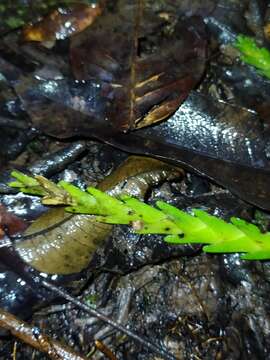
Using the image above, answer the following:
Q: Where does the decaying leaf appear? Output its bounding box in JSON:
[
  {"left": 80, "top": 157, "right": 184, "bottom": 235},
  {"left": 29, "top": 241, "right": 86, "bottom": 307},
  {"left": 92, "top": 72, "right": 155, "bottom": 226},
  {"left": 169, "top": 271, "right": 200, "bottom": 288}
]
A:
[
  {"left": 0, "top": 204, "right": 27, "bottom": 238},
  {"left": 0, "top": 0, "right": 79, "bottom": 35},
  {"left": 140, "top": 91, "right": 270, "bottom": 169},
  {"left": 70, "top": 1, "right": 207, "bottom": 130},
  {"left": 15, "top": 208, "right": 110, "bottom": 275},
  {"left": 22, "top": 3, "right": 102, "bottom": 45},
  {"left": 98, "top": 155, "right": 183, "bottom": 197},
  {"left": 15, "top": 156, "right": 183, "bottom": 274},
  {"left": 97, "top": 125, "right": 270, "bottom": 211},
  {"left": 13, "top": 76, "right": 109, "bottom": 139},
  {"left": 4, "top": 2, "right": 269, "bottom": 210},
  {"left": 13, "top": 71, "right": 270, "bottom": 210}
]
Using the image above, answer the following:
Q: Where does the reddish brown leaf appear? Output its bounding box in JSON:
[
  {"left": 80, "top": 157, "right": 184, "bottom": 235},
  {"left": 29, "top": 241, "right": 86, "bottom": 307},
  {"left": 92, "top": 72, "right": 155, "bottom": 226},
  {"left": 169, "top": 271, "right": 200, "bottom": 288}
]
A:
[
  {"left": 70, "top": 1, "right": 207, "bottom": 131},
  {"left": 0, "top": 204, "right": 27, "bottom": 238},
  {"left": 22, "top": 3, "right": 102, "bottom": 44}
]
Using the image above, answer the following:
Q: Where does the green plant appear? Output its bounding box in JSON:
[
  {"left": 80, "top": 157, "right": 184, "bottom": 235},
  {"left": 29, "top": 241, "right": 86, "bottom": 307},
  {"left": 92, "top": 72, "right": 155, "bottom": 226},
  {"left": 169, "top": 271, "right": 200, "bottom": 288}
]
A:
[
  {"left": 9, "top": 170, "right": 270, "bottom": 260},
  {"left": 234, "top": 35, "right": 270, "bottom": 79}
]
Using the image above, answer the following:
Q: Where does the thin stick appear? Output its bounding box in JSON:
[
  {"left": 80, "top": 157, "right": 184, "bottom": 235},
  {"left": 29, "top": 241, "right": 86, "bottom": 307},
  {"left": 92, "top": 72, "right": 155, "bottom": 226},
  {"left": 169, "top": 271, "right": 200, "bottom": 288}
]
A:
[
  {"left": 0, "top": 308, "right": 87, "bottom": 360},
  {"left": 42, "top": 281, "right": 176, "bottom": 360},
  {"left": 95, "top": 340, "right": 118, "bottom": 360},
  {"left": 12, "top": 341, "right": 17, "bottom": 360}
]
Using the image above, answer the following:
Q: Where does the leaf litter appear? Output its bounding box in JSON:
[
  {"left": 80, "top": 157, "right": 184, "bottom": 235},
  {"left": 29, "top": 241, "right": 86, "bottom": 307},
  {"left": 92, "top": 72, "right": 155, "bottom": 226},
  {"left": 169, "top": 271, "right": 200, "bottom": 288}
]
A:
[{"left": 0, "top": 0, "right": 270, "bottom": 359}]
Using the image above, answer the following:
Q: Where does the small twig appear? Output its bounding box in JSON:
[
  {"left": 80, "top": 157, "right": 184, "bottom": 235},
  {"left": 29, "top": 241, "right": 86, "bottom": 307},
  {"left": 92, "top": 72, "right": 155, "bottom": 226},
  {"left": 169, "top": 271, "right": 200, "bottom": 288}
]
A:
[
  {"left": 12, "top": 341, "right": 17, "bottom": 360},
  {"left": 0, "top": 308, "right": 88, "bottom": 360},
  {"left": 42, "top": 281, "right": 177, "bottom": 360},
  {"left": 95, "top": 340, "right": 118, "bottom": 360}
]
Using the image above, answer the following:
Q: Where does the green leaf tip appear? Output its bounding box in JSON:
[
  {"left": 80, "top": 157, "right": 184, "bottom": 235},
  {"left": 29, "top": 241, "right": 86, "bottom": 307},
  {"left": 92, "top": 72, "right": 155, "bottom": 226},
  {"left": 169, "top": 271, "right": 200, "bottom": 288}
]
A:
[
  {"left": 59, "top": 181, "right": 97, "bottom": 213},
  {"left": 234, "top": 35, "right": 270, "bottom": 79},
  {"left": 9, "top": 170, "right": 45, "bottom": 196},
  {"left": 7, "top": 171, "right": 270, "bottom": 261}
]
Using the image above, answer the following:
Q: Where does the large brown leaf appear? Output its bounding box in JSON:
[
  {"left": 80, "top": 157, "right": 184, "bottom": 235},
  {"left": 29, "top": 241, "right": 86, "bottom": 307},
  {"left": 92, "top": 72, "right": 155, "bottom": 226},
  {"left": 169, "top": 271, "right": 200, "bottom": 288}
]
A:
[
  {"left": 70, "top": 0, "right": 207, "bottom": 131},
  {"left": 12, "top": 69, "right": 270, "bottom": 210}
]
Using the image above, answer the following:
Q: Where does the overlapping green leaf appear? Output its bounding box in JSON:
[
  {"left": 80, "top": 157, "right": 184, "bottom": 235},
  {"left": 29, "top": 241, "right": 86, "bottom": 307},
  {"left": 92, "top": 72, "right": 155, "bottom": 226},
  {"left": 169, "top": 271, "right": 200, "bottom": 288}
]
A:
[{"left": 234, "top": 35, "right": 270, "bottom": 79}]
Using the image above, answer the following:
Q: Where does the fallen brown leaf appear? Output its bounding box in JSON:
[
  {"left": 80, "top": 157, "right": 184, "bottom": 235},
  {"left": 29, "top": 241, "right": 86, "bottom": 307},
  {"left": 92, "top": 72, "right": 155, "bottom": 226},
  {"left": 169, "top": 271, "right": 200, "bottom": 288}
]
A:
[
  {"left": 0, "top": 204, "right": 27, "bottom": 238},
  {"left": 22, "top": 3, "right": 102, "bottom": 45},
  {"left": 70, "top": 1, "right": 207, "bottom": 131}
]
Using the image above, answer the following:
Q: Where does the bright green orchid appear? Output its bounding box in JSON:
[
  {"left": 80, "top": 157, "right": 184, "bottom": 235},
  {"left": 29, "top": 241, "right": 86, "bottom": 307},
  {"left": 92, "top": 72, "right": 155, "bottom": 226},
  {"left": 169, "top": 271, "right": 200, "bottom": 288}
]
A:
[
  {"left": 9, "top": 170, "right": 270, "bottom": 260},
  {"left": 234, "top": 35, "right": 270, "bottom": 79}
]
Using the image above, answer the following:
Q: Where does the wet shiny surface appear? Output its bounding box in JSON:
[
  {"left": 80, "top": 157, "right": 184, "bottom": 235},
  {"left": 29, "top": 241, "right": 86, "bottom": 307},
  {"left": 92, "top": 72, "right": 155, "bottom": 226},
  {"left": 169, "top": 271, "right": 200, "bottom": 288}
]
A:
[
  {"left": 0, "top": 268, "right": 37, "bottom": 317},
  {"left": 15, "top": 72, "right": 270, "bottom": 169},
  {"left": 142, "top": 92, "right": 269, "bottom": 168},
  {"left": 16, "top": 210, "right": 111, "bottom": 274},
  {"left": 19, "top": 77, "right": 108, "bottom": 119},
  {"left": 28, "top": 141, "right": 87, "bottom": 177}
]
